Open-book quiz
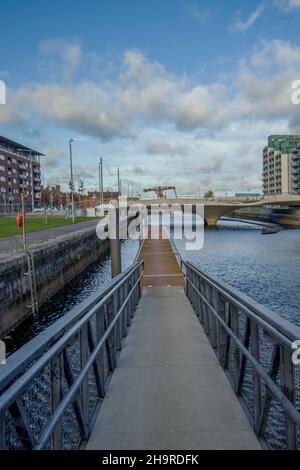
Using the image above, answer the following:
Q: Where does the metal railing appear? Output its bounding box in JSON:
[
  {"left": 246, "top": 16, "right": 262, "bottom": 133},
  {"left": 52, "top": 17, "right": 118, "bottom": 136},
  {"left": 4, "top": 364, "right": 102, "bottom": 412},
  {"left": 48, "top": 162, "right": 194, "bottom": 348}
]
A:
[
  {"left": 183, "top": 260, "right": 300, "bottom": 449},
  {"left": 0, "top": 260, "right": 143, "bottom": 450}
]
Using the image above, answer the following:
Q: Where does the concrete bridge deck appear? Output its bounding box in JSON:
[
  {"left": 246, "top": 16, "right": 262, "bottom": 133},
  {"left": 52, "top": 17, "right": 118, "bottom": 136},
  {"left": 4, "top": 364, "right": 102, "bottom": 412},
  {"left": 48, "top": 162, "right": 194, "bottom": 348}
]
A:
[
  {"left": 87, "top": 238, "right": 260, "bottom": 450},
  {"left": 87, "top": 286, "right": 260, "bottom": 450}
]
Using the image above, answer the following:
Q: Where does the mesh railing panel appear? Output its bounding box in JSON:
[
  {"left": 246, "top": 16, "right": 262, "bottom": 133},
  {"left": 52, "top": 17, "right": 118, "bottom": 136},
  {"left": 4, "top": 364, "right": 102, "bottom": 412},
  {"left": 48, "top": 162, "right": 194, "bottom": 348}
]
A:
[
  {"left": 0, "top": 263, "right": 142, "bottom": 450},
  {"left": 185, "top": 263, "right": 300, "bottom": 450}
]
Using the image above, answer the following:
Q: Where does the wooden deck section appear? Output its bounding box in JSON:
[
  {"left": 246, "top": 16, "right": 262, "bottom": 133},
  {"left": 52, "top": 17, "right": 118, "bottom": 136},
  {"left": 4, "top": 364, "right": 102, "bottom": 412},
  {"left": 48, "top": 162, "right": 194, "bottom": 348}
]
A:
[{"left": 139, "top": 237, "right": 184, "bottom": 287}]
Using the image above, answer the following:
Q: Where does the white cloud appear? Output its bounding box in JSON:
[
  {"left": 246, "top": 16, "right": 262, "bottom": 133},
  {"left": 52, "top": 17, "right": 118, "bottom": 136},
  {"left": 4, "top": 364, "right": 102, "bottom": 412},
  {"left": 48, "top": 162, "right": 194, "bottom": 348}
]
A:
[
  {"left": 1, "top": 38, "right": 300, "bottom": 194},
  {"left": 185, "top": 3, "right": 210, "bottom": 21},
  {"left": 250, "top": 39, "right": 300, "bottom": 68},
  {"left": 230, "top": 3, "right": 265, "bottom": 32},
  {"left": 274, "top": 0, "right": 300, "bottom": 10},
  {"left": 39, "top": 39, "right": 82, "bottom": 82},
  {"left": 1, "top": 40, "right": 299, "bottom": 140}
]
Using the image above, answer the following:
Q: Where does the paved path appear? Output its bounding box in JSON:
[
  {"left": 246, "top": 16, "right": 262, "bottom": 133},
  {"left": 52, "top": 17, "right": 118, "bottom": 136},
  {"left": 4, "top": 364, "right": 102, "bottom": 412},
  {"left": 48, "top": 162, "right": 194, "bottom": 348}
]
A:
[
  {"left": 87, "top": 286, "right": 260, "bottom": 450},
  {"left": 140, "top": 237, "right": 185, "bottom": 287},
  {"left": 0, "top": 219, "right": 98, "bottom": 261}
]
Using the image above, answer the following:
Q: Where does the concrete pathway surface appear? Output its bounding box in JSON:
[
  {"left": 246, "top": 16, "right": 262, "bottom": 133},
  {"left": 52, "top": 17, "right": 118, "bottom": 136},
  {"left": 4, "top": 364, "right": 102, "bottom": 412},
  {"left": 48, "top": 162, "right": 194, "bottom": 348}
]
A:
[
  {"left": 87, "top": 286, "right": 260, "bottom": 450},
  {"left": 140, "top": 238, "right": 185, "bottom": 287}
]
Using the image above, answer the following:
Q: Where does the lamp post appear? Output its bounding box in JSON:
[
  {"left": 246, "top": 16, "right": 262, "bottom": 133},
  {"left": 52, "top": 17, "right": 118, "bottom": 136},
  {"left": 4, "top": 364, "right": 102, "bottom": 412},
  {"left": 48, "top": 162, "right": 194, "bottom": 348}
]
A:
[
  {"left": 117, "top": 168, "right": 121, "bottom": 196},
  {"left": 21, "top": 192, "right": 27, "bottom": 250},
  {"left": 69, "top": 139, "right": 75, "bottom": 223},
  {"left": 99, "top": 157, "right": 104, "bottom": 205}
]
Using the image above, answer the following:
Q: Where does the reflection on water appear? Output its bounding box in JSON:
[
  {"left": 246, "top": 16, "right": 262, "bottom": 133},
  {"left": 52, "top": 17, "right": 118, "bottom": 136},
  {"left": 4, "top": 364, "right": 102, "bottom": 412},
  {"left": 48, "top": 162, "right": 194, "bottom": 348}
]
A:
[
  {"left": 173, "top": 220, "right": 300, "bottom": 326},
  {"left": 6, "top": 239, "right": 139, "bottom": 356}
]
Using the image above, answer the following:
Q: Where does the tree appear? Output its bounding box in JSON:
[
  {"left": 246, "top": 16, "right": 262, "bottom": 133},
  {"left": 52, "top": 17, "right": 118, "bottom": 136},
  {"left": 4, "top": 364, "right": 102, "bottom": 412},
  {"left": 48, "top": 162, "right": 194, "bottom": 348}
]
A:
[
  {"left": 41, "top": 185, "right": 51, "bottom": 206},
  {"left": 204, "top": 190, "right": 214, "bottom": 199},
  {"left": 78, "top": 179, "right": 85, "bottom": 196}
]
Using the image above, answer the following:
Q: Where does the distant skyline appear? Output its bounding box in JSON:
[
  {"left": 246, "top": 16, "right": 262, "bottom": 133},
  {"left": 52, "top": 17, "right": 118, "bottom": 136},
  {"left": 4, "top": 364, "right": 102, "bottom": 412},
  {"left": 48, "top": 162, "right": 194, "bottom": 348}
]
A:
[{"left": 1, "top": 0, "right": 300, "bottom": 194}]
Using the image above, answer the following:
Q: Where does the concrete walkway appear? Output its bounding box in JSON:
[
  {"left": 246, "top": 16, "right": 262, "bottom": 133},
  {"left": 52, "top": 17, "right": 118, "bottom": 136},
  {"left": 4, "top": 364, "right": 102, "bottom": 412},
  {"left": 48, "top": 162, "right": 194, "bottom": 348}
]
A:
[
  {"left": 140, "top": 238, "right": 185, "bottom": 287},
  {"left": 87, "top": 286, "right": 260, "bottom": 450},
  {"left": 0, "top": 219, "right": 98, "bottom": 261}
]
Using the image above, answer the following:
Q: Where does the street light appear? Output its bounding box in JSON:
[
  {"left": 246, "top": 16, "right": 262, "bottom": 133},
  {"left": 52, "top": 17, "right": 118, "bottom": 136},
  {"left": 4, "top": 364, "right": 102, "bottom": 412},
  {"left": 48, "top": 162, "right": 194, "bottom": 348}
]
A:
[
  {"left": 99, "top": 157, "right": 104, "bottom": 205},
  {"left": 69, "top": 139, "right": 75, "bottom": 223}
]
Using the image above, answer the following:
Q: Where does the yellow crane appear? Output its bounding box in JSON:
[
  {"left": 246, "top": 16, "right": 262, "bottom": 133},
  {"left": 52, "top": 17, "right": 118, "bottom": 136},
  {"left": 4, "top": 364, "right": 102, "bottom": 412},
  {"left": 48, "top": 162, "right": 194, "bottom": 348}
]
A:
[{"left": 143, "top": 186, "right": 177, "bottom": 199}]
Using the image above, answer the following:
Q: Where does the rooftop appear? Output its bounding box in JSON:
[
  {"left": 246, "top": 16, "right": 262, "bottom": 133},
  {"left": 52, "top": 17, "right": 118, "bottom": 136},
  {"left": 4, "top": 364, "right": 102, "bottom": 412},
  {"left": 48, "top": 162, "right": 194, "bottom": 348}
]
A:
[
  {"left": 268, "top": 135, "right": 300, "bottom": 153},
  {"left": 0, "top": 135, "right": 44, "bottom": 157}
]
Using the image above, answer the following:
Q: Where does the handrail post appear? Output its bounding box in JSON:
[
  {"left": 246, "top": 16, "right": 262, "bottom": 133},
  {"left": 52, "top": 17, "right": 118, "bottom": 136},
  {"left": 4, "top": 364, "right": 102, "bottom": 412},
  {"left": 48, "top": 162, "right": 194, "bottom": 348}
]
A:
[
  {"left": 280, "top": 345, "right": 297, "bottom": 449},
  {"left": 250, "top": 320, "right": 261, "bottom": 434},
  {"left": 80, "top": 323, "right": 90, "bottom": 439},
  {"left": 96, "top": 306, "right": 105, "bottom": 397},
  {"left": 230, "top": 304, "right": 240, "bottom": 392},
  {"left": 217, "top": 294, "right": 226, "bottom": 366},
  {"left": 51, "top": 354, "right": 63, "bottom": 449}
]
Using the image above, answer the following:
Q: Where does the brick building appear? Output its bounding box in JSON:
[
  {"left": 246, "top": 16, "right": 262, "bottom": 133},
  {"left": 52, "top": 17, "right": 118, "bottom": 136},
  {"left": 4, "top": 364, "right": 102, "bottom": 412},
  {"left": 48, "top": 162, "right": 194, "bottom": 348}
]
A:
[{"left": 0, "top": 135, "right": 43, "bottom": 211}]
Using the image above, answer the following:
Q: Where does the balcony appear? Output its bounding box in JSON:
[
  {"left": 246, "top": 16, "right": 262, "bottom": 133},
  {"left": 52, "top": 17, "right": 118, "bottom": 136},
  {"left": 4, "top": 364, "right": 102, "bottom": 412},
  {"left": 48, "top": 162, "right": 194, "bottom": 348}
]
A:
[{"left": 18, "top": 162, "right": 27, "bottom": 170}]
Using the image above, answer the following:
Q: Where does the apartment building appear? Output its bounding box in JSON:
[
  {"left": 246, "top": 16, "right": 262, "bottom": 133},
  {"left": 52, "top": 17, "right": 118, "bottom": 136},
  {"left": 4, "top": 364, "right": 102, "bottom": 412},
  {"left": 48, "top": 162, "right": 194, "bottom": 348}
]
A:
[
  {"left": 0, "top": 135, "right": 43, "bottom": 210},
  {"left": 262, "top": 135, "right": 300, "bottom": 196}
]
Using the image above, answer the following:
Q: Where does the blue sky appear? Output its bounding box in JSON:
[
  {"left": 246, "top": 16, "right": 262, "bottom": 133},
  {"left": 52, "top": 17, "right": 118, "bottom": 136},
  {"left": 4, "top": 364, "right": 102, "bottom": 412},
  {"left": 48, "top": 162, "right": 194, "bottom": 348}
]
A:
[{"left": 1, "top": 0, "right": 300, "bottom": 194}]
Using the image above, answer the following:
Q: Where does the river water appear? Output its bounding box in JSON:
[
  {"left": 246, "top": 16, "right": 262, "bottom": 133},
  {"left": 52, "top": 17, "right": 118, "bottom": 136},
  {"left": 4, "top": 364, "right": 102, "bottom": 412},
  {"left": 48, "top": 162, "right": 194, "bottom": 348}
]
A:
[
  {"left": 5, "top": 239, "right": 139, "bottom": 356},
  {"left": 173, "top": 220, "right": 300, "bottom": 326},
  {"left": 5, "top": 219, "right": 300, "bottom": 356}
]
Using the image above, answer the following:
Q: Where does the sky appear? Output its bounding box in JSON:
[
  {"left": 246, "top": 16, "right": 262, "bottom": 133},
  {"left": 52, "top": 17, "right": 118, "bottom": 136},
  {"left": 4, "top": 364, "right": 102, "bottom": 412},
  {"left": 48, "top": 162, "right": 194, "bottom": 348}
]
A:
[{"left": 1, "top": 0, "right": 300, "bottom": 195}]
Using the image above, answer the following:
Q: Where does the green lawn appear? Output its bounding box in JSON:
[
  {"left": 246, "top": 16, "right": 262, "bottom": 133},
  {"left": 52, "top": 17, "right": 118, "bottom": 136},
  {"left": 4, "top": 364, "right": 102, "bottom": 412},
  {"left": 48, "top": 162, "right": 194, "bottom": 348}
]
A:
[{"left": 0, "top": 216, "right": 97, "bottom": 238}]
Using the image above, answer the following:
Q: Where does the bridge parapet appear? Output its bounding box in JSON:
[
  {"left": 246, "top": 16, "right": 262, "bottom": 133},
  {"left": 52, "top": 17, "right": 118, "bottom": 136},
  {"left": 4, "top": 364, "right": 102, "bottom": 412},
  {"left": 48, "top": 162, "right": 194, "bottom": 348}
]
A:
[
  {"left": 183, "top": 260, "right": 300, "bottom": 449},
  {"left": 0, "top": 261, "right": 143, "bottom": 450}
]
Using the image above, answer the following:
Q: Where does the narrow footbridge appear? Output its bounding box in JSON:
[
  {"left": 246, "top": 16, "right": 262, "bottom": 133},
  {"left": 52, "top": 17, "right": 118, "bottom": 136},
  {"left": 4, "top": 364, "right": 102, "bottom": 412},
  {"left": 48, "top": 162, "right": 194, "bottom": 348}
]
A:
[{"left": 1, "top": 237, "right": 300, "bottom": 450}]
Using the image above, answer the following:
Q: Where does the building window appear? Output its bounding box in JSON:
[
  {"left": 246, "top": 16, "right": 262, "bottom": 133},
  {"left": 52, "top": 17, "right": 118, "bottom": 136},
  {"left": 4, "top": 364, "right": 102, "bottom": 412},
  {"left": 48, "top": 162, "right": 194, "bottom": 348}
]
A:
[{"left": 0, "top": 165, "right": 5, "bottom": 172}]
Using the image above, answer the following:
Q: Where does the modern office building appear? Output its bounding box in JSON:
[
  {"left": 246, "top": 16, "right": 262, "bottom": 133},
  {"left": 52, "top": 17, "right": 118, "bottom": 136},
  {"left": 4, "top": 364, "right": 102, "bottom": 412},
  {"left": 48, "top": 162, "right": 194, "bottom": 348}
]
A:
[
  {"left": 0, "top": 135, "right": 43, "bottom": 210},
  {"left": 262, "top": 135, "right": 300, "bottom": 196}
]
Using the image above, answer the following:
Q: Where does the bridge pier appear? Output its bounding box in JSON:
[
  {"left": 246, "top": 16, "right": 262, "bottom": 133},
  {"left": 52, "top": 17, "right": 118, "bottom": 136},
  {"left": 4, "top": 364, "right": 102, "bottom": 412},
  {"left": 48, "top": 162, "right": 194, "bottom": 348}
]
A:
[{"left": 205, "top": 217, "right": 218, "bottom": 227}]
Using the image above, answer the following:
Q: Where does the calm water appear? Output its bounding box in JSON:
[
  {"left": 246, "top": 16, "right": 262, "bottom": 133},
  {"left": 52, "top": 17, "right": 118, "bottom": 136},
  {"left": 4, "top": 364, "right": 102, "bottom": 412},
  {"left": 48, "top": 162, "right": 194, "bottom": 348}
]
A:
[
  {"left": 5, "top": 239, "right": 139, "bottom": 356},
  {"left": 173, "top": 220, "right": 300, "bottom": 326}
]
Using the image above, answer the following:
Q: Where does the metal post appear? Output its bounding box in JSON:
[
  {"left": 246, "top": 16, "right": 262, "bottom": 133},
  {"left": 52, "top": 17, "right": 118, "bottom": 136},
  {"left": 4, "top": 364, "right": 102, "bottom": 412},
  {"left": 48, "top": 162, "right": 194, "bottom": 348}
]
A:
[
  {"left": 117, "top": 168, "right": 121, "bottom": 196},
  {"left": 50, "top": 188, "right": 53, "bottom": 215},
  {"left": 30, "top": 150, "right": 34, "bottom": 212},
  {"left": 21, "top": 193, "right": 26, "bottom": 251},
  {"left": 3, "top": 193, "right": 7, "bottom": 216},
  {"left": 110, "top": 206, "right": 122, "bottom": 278},
  {"left": 69, "top": 139, "right": 75, "bottom": 223},
  {"left": 99, "top": 157, "right": 103, "bottom": 205}
]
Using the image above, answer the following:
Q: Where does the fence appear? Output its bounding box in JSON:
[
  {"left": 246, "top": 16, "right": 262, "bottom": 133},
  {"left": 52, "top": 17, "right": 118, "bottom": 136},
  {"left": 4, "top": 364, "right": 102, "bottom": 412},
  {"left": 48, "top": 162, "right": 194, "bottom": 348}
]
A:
[
  {"left": 183, "top": 260, "right": 300, "bottom": 449},
  {"left": 0, "top": 261, "right": 143, "bottom": 450}
]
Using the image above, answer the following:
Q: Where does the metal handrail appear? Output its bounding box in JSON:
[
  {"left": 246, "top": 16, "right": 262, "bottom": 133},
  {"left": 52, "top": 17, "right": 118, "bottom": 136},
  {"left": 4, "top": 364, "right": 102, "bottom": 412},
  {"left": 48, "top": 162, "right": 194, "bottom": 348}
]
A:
[
  {"left": 0, "top": 262, "right": 140, "bottom": 390},
  {"left": 0, "top": 260, "right": 144, "bottom": 450},
  {"left": 134, "top": 239, "right": 145, "bottom": 263},
  {"left": 184, "top": 260, "right": 300, "bottom": 343},
  {"left": 182, "top": 259, "right": 300, "bottom": 449}
]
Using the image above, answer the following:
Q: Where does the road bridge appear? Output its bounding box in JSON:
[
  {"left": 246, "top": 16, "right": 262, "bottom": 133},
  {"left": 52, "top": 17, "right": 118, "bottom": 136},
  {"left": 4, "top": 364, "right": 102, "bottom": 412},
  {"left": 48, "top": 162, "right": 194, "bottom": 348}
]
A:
[{"left": 135, "top": 194, "right": 300, "bottom": 226}]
